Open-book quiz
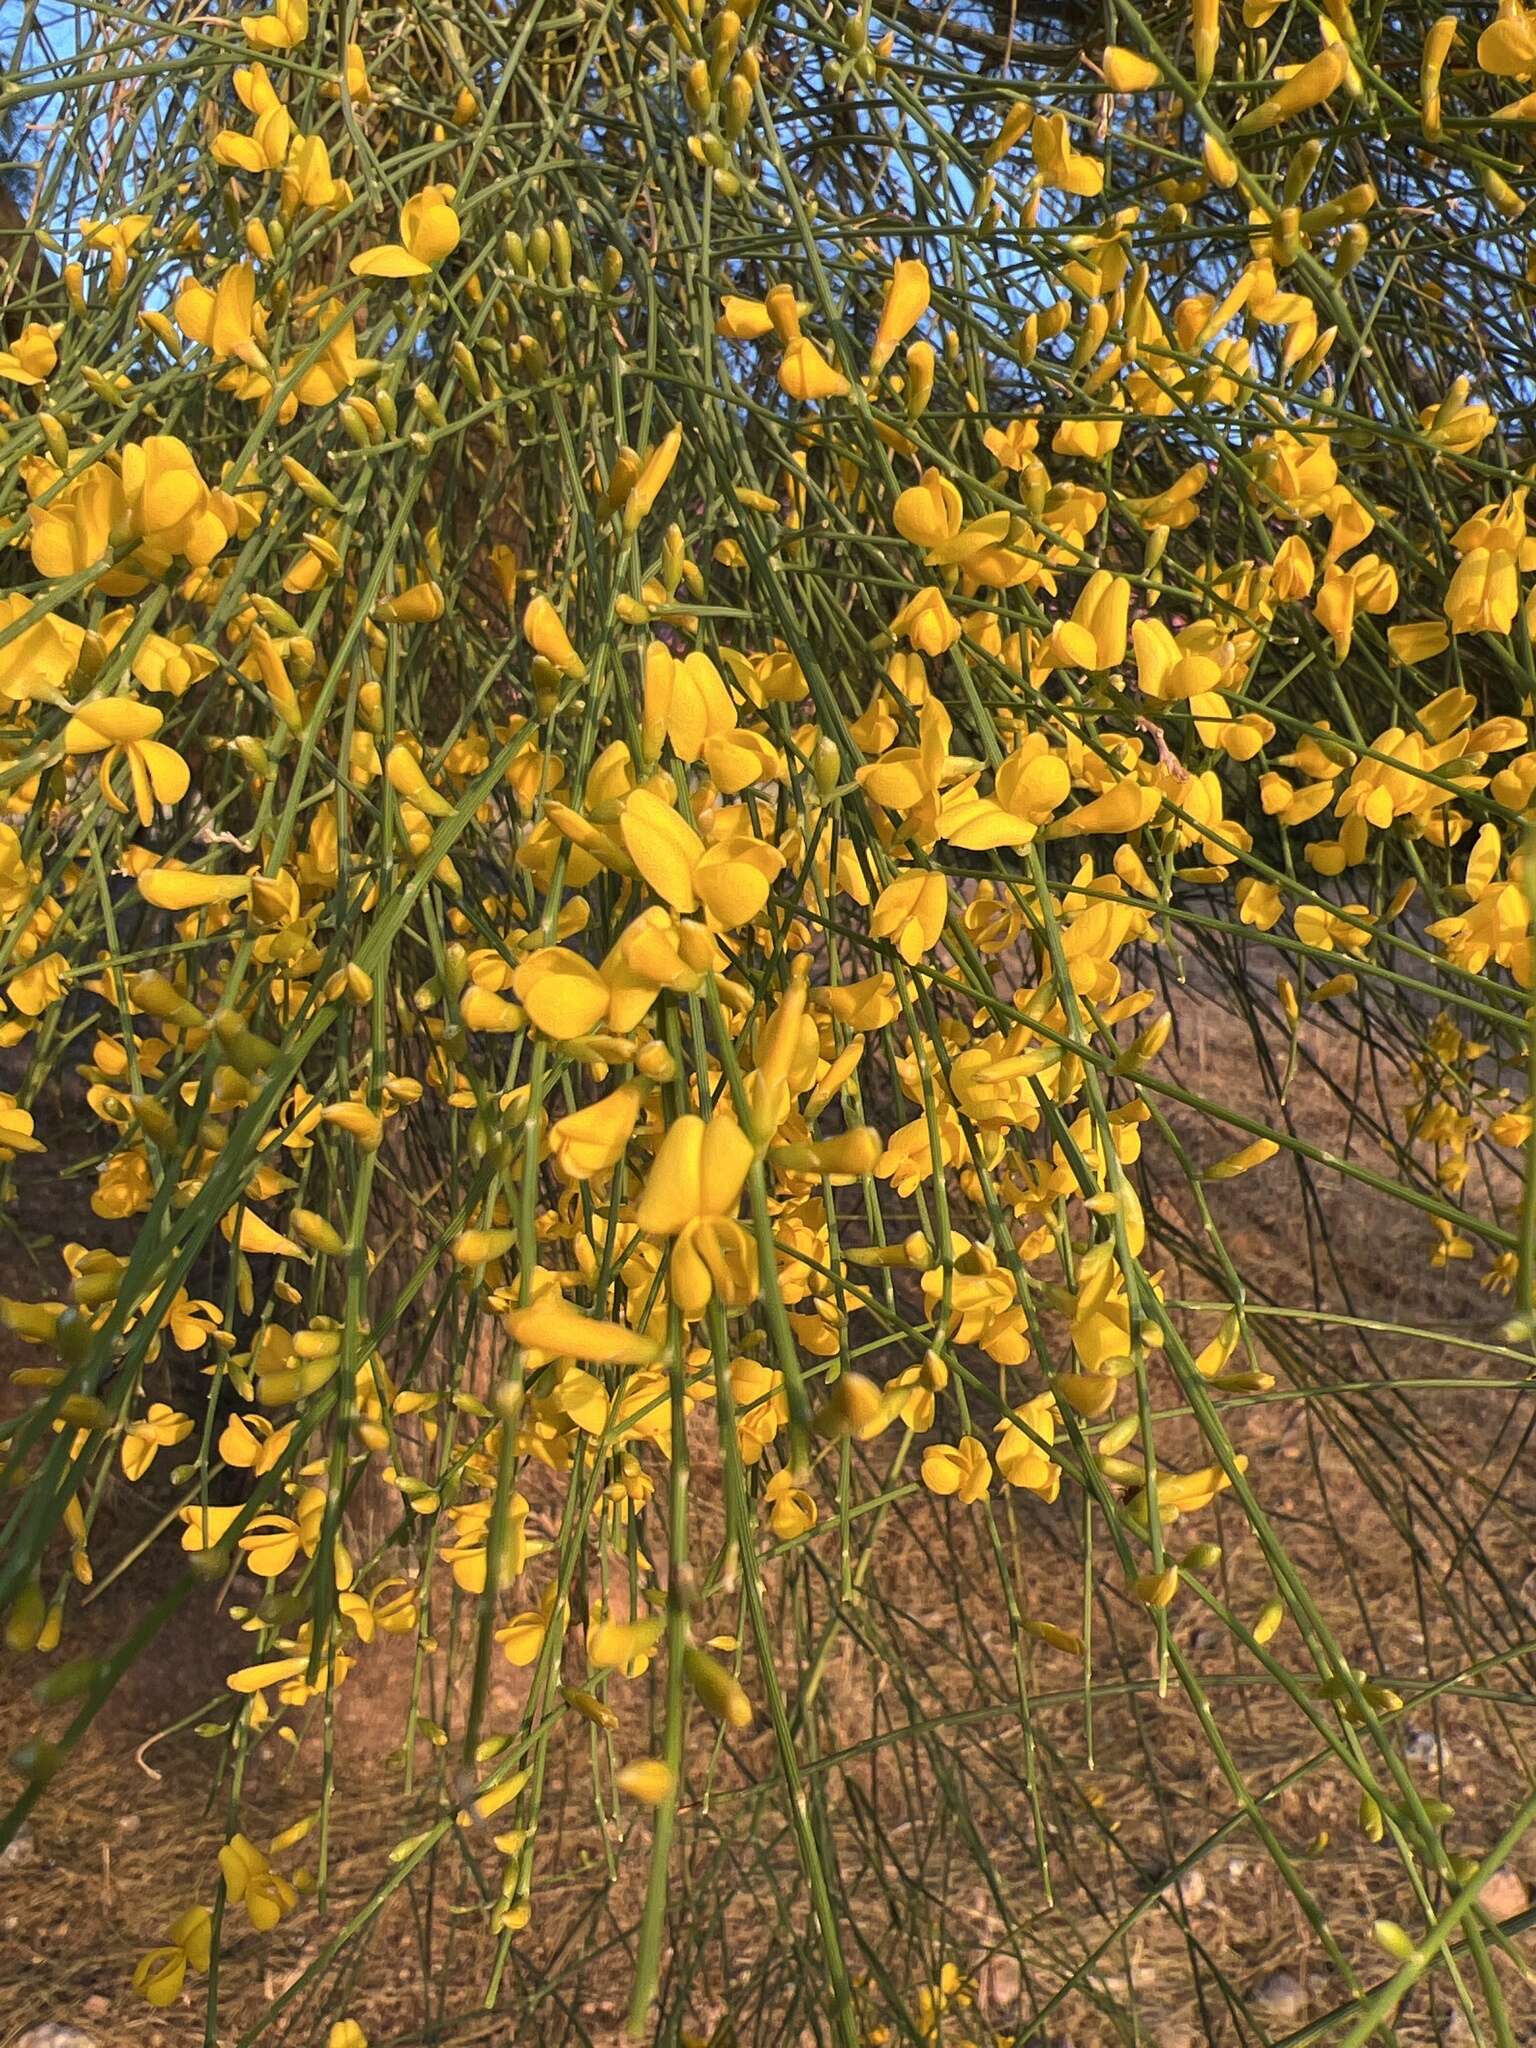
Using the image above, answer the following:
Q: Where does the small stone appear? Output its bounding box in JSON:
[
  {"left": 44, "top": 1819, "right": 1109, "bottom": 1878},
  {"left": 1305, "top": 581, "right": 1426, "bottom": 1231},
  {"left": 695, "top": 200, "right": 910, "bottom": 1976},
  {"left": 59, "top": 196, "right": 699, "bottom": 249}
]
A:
[
  {"left": 1480, "top": 1867, "right": 1527, "bottom": 1921},
  {"left": 15, "top": 2027, "right": 98, "bottom": 2048},
  {"left": 1251, "top": 1970, "right": 1307, "bottom": 2023},
  {"left": 0, "top": 1826, "right": 37, "bottom": 1869},
  {"left": 1163, "top": 1865, "right": 1207, "bottom": 1911},
  {"left": 1405, "top": 1726, "right": 1449, "bottom": 1767},
  {"left": 976, "top": 1953, "right": 1022, "bottom": 2022},
  {"left": 82, "top": 1997, "right": 111, "bottom": 2020}
]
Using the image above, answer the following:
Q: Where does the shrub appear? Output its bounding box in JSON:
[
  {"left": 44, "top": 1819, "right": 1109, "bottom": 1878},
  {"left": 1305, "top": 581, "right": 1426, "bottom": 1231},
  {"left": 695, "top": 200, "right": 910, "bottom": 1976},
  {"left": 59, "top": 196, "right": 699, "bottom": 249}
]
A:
[{"left": 2, "top": 0, "right": 1535, "bottom": 2038}]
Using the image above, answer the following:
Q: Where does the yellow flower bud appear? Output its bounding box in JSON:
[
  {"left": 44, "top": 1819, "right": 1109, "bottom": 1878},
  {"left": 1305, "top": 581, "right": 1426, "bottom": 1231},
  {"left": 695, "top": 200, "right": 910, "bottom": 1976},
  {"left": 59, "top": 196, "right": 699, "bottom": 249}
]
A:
[
  {"left": 616, "top": 1758, "right": 675, "bottom": 1806},
  {"left": 684, "top": 1645, "right": 753, "bottom": 1727}
]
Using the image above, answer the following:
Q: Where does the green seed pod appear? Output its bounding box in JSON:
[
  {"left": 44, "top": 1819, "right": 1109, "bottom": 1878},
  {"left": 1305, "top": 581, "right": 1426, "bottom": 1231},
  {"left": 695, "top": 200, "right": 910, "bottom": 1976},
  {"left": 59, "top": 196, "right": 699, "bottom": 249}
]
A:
[
  {"left": 213, "top": 1009, "right": 281, "bottom": 1077},
  {"left": 10, "top": 1737, "right": 62, "bottom": 1786},
  {"left": 5, "top": 1579, "right": 47, "bottom": 1653},
  {"left": 451, "top": 340, "right": 484, "bottom": 398},
  {"left": 338, "top": 400, "right": 372, "bottom": 448},
  {"left": 1373, "top": 1919, "right": 1420, "bottom": 1964},
  {"left": 34, "top": 1656, "right": 101, "bottom": 1705}
]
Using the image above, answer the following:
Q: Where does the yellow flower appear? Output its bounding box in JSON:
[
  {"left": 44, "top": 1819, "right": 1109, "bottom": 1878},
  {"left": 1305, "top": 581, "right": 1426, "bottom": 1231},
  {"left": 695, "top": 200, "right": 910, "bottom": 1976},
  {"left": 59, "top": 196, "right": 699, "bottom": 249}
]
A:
[
  {"left": 870, "top": 258, "right": 930, "bottom": 375},
  {"left": 28, "top": 463, "right": 122, "bottom": 579},
  {"left": 716, "top": 293, "right": 776, "bottom": 339},
  {"left": 550, "top": 1082, "right": 644, "bottom": 1180},
  {"left": 1046, "top": 571, "right": 1130, "bottom": 671},
  {"left": 635, "top": 1113, "right": 756, "bottom": 1315},
  {"left": 624, "top": 424, "right": 683, "bottom": 531},
  {"left": 376, "top": 581, "right": 446, "bottom": 625},
  {"left": 588, "top": 1606, "right": 665, "bottom": 1672},
  {"left": 175, "top": 264, "right": 261, "bottom": 361},
  {"left": 136, "top": 866, "right": 251, "bottom": 912},
  {"left": 1314, "top": 554, "right": 1398, "bottom": 659},
  {"left": 0, "top": 1093, "right": 43, "bottom": 1161},
  {"left": 939, "top": 735, "right": 1071, "bottom": 849},
  {"left": 1443, "top": 546, "right": 1519, "bottom": 637},
  {"left": 620, "top": 788, "right": 783, "bottom": 930},
  {"left": 996, "top": 1399, "right": 1062, "bottom": 1498},
  {"left": 121, "top": 1403, "right": 193, "bottom": 1482},
  {"left": 732, "top": 1356, "right": 789, "bottom": 1462},
  {"left": 63, "top": 699, "right": 191, "bottom": 827},
  {"left": 351, "top": 185, "right": 462, "bottom": 278},
  {"left": 1102, "top": 44, "right": 1161, "bottom": 90},
  {"left": 1234, "top": 43, "right": 1351, "bottom": 133},
  {"left": 326, "top": 44, "right": 371, "bottom": 100},
  {"left": 122, "top": 435, "right": 237, "bottom": 566},
  {"left": 983, "top": 417, "right": 1040, "bottom": 471},
  {"left": 921, "top": 1435, "right": 993, "bottom": 1504},
  {"left": 7, "top": 952, "right": 70, "bottom": 1018},
  {"left": 243, "top": 0, "right": 307, "bottom": 48},
  {"left": 0, "top": 592, "right": 85, "bottom": 702},
  {"left": 80, "top": 210, "right": 152, "bottom": 292},
  {"left": 170, "top": 1905, "right": 212, "bottom": 1970},
  {"left": 283, "top": 133, "right": 352, "bottom": 215},
  {"left": 238, "top": 1486, "right": 326, "bottom": 1577},
  {"left": 778, "top": 335, "right": 849, "bottom": 401},
  {"left": 1481, "top": 0, "right": 1536, "bottom": 76},
  {"left": 890, "top": 585, "right": 962, "bottom": 655},
  {"left": 132, "top": 1903, "right": 212, "bottom": 2007},
  {"left": 892, "top": 468, "right": 963, "bottom": 549},
  {"left": 502, "top": 1294, "right": 661, "bottom": 1366},
  {"left": 0, "top": 321, "right": 60, "bottom": 385},
  {"left": 510, "top": 946, "right": 608, "bottom": 1038},
  {"left": 218, "top": 1832, "right": 299, "bottom": 1931},
  {"left": 764, "top": 1465, "right": 817, "bottom": 1539},
  {"left": 290, "top": 300, "right": 361, "bottom": 406},
  {"left": 1031, "top": 112, "right": 1104, "bottom": 195},
  {"left": 642, "top": 642, "right": 736, "bottom": 762},
  {"left": 132, "top": 1945, "right": 188, "bottom": 2008},
  {"left": 219, "top": 1411, "right": 294, "bottom": 1474},
  {"left": 871, "top": 871, "right": 949, "bottom": 963},
  {"left": 1236, "top": 878, "right": 1284, "bottom": 929},
  {"left": 498, "top": 1585, "right": 560, "bottom": 1666},
  {"left": 523, "top": 593, "right": 585, "bottom": 676}
]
